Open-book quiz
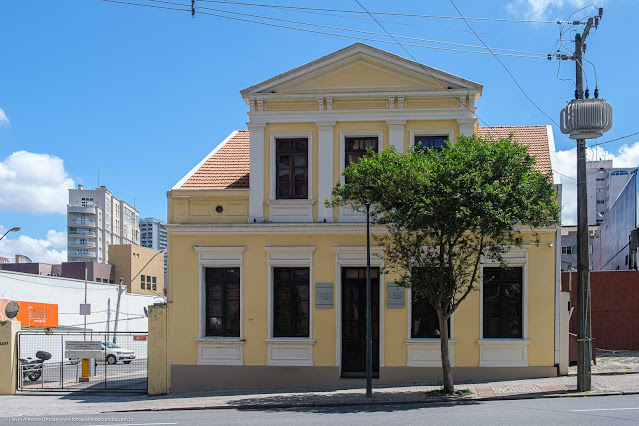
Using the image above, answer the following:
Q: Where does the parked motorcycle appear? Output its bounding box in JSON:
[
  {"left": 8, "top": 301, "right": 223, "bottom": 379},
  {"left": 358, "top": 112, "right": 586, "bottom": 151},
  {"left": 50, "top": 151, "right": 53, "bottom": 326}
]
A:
[{"left": 19, "top": 351, "right": 51, "bottom": 382}]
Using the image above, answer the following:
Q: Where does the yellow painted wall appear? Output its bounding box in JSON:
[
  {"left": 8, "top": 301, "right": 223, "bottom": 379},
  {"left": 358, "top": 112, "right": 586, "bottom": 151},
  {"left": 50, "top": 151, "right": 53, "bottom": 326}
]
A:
[
  {"left": 168, "top": 189, "right": 248, "bottom": 224},
  {"left": 165, "top": 229, "right": 557, "bottom": 390}
]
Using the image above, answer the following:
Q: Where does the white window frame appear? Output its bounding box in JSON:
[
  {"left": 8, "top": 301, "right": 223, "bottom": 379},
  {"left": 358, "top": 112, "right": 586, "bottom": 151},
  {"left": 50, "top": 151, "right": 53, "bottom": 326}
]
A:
[
  {"left": 405, "top": 288, "right": 457, "bottom": 367},
  {"left": 409, "top": 129, "right": 455, "bottom": 150},
  {"left": 268, "top": 132, "right": 315, "bottom": 222},
  {"left": 195, "top": 246, "right": 245, "bottom": 366},
  {"left": 338, "top": 131, "right": 384, "bottom": 222},
  {"left": 265, "top": 246, "right": 316, "bottom": 366},
  {"left": 478, "top": 247, "right": 530, "bottom": 367},
  {"left": 333, "top": 245, "right": 385, "bottom": 374}
]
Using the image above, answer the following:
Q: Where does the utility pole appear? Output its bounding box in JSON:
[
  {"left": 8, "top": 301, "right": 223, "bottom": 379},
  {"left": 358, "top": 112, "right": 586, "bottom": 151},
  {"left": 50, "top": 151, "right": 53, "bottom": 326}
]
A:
[
  {"left": 557, "top": 8, "right": 609, "bottom": 393},
  {"left": 112, "top": 278, "right": 124, "bottom": 344},
  {"left": 574, "top": 16, "right": 594, "bottom": 393}
]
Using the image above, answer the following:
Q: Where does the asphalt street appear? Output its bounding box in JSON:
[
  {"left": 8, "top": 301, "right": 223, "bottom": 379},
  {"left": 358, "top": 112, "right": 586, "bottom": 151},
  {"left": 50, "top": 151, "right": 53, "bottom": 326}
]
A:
[{"left": 1, "top": 394, "right": 638, "bottom": 425}]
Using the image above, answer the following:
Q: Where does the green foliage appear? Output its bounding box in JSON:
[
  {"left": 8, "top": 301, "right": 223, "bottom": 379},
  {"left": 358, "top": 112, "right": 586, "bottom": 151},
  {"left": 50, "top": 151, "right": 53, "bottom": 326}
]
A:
[{"left": 327, "top": 134, "right": 560, "bottom": 320}]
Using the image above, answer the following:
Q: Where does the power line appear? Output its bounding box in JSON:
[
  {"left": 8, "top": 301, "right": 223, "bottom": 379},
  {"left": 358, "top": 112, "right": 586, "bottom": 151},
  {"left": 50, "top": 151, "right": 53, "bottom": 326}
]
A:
[
  {"left": 149, "top": 0, "right": 548, "bottom": 57},
  {"left": 447, "top": 0, "right": 561, "bottom": 128},
  {"left": 351, "top": 0, "right": 490, "bottom": 127},
  {"left": 102, "top": 0, "right": 547, "bottom": 59},
  {"left": 194, "top": 0, "right": 566, "bottom": 24},
  {"left": 588, "top": 131, "right": 639, "bottom": 148}
]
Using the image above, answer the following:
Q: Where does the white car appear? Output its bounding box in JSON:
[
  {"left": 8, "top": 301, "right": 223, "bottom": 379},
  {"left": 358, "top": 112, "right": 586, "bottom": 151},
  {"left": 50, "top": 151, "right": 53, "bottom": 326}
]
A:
[
  {"left": 101, "top": 342, "right": 136, "bottom": 365},
  {"left": 68, "top": 342, "right": 136, "bottom": 365}
]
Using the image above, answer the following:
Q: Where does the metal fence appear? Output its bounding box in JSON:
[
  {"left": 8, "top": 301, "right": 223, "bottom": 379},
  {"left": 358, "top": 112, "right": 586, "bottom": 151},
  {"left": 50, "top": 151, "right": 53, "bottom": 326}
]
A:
[{"left": 17, "top": 331, "right": 148, "bottom": 393}]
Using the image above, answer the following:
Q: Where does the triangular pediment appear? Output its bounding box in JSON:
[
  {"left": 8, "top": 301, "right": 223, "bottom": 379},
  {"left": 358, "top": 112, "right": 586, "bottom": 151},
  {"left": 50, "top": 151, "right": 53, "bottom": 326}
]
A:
[{"left": 241, "top": 43, "right": 482, "bottom": 97}]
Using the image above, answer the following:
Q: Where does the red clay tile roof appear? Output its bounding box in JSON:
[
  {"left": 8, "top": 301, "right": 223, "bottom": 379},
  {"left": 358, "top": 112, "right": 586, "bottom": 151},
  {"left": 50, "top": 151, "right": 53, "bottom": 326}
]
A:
[
  {"left": 477, "top": 126, "right": 553, "bottom": 179},
  {"left": 178, "top": 126, "right": 553, "bottom": 189},
  {"left": 179, "top": 130, "right": 250, "bottom": 189}
]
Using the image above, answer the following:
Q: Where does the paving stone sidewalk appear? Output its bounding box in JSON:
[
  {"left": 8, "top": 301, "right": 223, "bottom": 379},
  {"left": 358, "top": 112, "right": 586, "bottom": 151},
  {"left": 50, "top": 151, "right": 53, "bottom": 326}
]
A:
[
  {"left": 1, "top": 373, "right": 639, "bottom": 418},
  {"left": 568, "top": 349, "right": 639, "bottom": 375}
]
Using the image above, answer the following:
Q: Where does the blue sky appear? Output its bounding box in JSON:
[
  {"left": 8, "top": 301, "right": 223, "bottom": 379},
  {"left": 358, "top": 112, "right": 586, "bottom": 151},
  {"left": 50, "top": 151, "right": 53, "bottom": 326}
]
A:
[{"left": 0, "top": 0, "right": 637, "bottom": 261}]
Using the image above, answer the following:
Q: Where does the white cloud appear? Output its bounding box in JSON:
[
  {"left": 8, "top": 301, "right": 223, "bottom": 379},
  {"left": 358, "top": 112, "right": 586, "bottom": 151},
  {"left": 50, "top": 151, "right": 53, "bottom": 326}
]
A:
[
  {"left": 0, "top": 151, "right": 75, "bottom": 214},
  {"left": 554, "top": 140, "right": 639, "bottom": 225},
  {"left": 0, "top": 226, "right": 67, "bottom": 264},
  {"left": 0, "top": 108, "right": 8, "bottom": 127},
  {"left": 506, "top": 0, "right": 596, "bottom": 20}
]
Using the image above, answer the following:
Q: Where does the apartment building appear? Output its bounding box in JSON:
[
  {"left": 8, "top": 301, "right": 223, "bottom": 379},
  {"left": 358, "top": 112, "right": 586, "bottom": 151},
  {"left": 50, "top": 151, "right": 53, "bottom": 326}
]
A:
[
  {"left": 67, "top": 185, "right": 140, "bottom": 263},
  {"left": 139, "top": 217, "right": 168, "bottom": 273},
  {"left": 587, "top": 160, "right": 636, "bottom": 225}
]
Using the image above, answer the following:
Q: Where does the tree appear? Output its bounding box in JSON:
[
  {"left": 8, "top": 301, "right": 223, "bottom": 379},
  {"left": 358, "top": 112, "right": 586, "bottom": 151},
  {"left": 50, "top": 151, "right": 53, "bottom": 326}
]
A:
[{"left": 327, "top": 134, "right": 560, "bottom": 392}]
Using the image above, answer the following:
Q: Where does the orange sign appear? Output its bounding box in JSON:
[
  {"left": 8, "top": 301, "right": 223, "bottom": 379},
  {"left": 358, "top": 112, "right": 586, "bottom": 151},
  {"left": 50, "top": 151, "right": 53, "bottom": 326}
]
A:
[
  {"left": 0, "top": 299, "right": 58, "bottom": 327},
  {"left": 132, "top": 335, "right": 147, "bottom": 341}
]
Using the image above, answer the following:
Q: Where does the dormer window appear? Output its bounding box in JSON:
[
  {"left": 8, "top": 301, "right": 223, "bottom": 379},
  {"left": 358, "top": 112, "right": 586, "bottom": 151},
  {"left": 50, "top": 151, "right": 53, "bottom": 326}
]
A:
[{"left": 276, "top": 138, "right": 308, "bottom": 199}]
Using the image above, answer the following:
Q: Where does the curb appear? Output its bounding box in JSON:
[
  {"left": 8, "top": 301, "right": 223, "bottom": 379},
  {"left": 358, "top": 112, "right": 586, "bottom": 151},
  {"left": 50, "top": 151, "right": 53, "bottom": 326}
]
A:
[{"left": 106, "top": 390, "right": 639, "bottom": 414}]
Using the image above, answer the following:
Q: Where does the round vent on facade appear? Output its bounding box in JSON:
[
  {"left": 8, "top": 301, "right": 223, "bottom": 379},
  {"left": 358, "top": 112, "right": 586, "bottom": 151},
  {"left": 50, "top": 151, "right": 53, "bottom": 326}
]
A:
[{"left": 560, "top": 98, "right": 613, "bottom": 140}]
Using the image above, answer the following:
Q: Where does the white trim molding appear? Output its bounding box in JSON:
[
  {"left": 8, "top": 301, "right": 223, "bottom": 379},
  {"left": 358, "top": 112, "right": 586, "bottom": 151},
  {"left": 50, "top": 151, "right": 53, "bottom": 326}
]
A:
[
  {"left": 409, "top": 129, "right": 455, "bottom": 150},
  {"left": 196, "top": 338, "right": 245, "bottom": 366},
  {"left": 333, "top": 245, "right": 385, "bottom": 371},
  {"left": 194, "top": 246, "right": 245, "bottom": 365},
  {"left": 268, "top": 132, "right": 314, "bottom": 222},
  {"left": 265, "top": 338, "right": 316, "bottom": 366},
  {"left": 316, "top": 121, "right": 336, "bottom": 223},
  {"left": 405, "top": 339, "right": 457, "bottom": 367},
  {"left": 248, "top": 123, "right": 267, "bottom": 222},
  {"left": 265, "top": 246, "right": 315, "bottom": 366},
  {"left": 339, "top": 131, "right": 384, "bottom": 223},
  {"left": 386, "top": 120, "right": 406, "bottom": 153},
  {"left": 457, "top": 118, "right": 477, "bottom": 136},
  {"left": 478, "top": 339, "right": 530, "bottom": 367},
  {"left": 479, "top": 246, "right": 530, "bottom": 367}
]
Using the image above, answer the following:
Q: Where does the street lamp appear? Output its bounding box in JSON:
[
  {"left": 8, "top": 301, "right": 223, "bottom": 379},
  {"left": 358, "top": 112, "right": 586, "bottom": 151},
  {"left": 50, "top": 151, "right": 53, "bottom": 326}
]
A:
[
  {"left": 358, "top": 185, "right": 375, "bottom": 398},
  {"left": 0, "top": 226, "right": 20, "bottom": 242}
]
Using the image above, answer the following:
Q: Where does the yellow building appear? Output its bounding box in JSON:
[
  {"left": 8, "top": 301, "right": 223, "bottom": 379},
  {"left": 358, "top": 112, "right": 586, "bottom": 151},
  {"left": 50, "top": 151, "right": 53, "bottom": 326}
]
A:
[
  {"left": 108, "top": 244, "right": 165, "bottom": 296},
  {"left": 163, "top": 44, "right": 562, "bottom": 393}
]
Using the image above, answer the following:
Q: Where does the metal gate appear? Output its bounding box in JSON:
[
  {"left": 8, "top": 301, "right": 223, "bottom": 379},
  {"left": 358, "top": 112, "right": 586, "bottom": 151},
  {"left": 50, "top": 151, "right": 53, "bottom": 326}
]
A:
[{"left": 17, "top": 331, "right": 148, "bottom": 393}]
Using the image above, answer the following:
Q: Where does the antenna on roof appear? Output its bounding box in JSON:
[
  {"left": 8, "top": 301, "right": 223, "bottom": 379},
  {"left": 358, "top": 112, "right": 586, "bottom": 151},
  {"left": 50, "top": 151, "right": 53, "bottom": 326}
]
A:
[{"left": 98, "top": 168, "right": 100, "bottom": 188}]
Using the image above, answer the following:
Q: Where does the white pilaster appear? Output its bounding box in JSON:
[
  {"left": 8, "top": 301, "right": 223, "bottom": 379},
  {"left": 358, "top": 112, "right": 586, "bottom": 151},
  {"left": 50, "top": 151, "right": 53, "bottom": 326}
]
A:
[
  {"left": 457, "top": 118, "right": 478, "bottom": 137},
  {"left": 248, "top": 122, "right": 267, "bottom": 223},
  {"left": 316, "top": 121, "right": 336, "bottom": 222},
  {"left": 387, "top": 120, "right": 406, "bottom": 153}
]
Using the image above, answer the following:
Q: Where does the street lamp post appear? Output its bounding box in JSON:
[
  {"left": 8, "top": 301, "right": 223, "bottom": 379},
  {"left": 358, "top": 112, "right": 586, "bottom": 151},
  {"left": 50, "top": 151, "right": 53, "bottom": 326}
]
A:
[{"left": 0, "top": 226, "right": 20, "bottom": 242}]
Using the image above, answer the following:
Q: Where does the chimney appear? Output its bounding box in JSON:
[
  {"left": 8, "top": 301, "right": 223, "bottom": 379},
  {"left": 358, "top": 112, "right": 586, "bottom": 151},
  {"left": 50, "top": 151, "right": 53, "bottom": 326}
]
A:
[{"left": 77, "top": 184, "right": 83, "bottom": 190}]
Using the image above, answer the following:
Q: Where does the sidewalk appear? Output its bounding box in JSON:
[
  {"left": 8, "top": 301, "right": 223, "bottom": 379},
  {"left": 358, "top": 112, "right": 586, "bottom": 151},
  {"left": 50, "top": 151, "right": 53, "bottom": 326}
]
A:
[{"left": 1, "top": 373, "right": 639, "bottom": 417}]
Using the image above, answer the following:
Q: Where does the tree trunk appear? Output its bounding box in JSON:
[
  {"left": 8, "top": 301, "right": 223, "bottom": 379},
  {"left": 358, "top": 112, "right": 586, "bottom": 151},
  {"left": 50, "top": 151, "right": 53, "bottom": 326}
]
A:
[{"left": 438, "top": 312, "right": 454, "bottom": 393}]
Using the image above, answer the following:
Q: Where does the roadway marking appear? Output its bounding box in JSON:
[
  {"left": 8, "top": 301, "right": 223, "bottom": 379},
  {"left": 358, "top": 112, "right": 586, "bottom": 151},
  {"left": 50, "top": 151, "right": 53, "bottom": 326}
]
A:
[{"left": 572, "top": 408, "right": 639, "bottom": 412}]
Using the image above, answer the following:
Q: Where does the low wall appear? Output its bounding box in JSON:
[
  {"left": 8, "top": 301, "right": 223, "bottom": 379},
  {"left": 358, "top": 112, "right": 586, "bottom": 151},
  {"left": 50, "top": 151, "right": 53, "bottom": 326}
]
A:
[{"left": 561, "top": 271, "right": 639, "bottom": 350}]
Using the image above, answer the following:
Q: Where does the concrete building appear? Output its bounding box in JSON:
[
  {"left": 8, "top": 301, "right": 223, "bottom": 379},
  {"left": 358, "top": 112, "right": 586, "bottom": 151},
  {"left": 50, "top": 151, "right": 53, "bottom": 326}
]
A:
[
  {"left": 592, "top": 171, "right": 639, "bottom": 270},
  {"left": 67, "top": 185, "right": 140, "bottom": 263},
  {"left": 108, "top": 244, "right": 165, "bottom": 297},
  {"left": 587, "top": 160, "right": 636, "bottom": 225},
  {"left": 560, "top": 226, "right": 596, "bottom": 271},
  {"left": 1, "top": 261, "right": 115, "bottom": 283},
  {"left": 0, "top": 257, "right": 9, "bottom": 264},
  {"left": 140, "top": 218, "right": 168, "bottom": 273}
]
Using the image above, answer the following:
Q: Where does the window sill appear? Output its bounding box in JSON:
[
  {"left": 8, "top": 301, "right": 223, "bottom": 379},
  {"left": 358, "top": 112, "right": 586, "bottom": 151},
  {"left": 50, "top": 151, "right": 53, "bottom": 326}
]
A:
[
  {"left": 196, "top": 337, "right": 245, "bottom": 343},
  {"left": 265, "top": 338, "right": 316, "bottom": 344},
  {"left": 405, "top": 339, "right": 457, "bottom": 344},
  {"left": 267, "top": 199, "right": 316, "bottom": 205}
]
